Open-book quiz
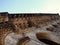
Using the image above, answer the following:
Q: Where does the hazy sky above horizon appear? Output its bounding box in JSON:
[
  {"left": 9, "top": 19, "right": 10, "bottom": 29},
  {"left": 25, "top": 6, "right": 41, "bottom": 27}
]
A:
[{"left": 0, "top": 0, "right": 60, "bottom": 14}]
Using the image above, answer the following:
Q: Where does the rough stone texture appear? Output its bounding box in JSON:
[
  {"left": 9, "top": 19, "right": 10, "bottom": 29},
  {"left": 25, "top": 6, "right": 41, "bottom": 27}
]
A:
[
  {"left": 5, "top": 33, "right": 23, "bottom": 45},
  {"left": 0, "top": 12, "right": 60, "bottom": 45}
]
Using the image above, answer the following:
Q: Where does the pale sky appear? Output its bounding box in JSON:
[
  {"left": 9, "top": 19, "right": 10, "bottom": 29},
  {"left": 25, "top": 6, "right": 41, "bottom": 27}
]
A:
[{"left": 0, "top": 0, "right": 60, "bottom": 14}]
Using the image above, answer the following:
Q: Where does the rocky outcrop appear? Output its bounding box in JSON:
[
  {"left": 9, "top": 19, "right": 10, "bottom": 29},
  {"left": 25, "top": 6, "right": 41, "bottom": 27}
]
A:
[{"left": 0, "top": 12, "right": 60, "bottom": 45}]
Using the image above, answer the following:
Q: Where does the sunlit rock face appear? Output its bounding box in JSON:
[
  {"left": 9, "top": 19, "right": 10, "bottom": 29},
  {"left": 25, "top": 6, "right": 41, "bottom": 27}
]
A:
[
  {"left": 0, "top": 23, "right": 14, "bottom": 45},
  {"left": 5, "top": 33, "right": 23, "bottom": 45},
  {"left": 0, "top": 22, "right": 24, "bottom": 45},
  {"left": 0, "top": 12, "right": 60, "bottom": 45},
  {"left": 8, "top": 13, "right": 59, "bottom": 31},
  {"left": 36, "top": 31, "right": 60, "bottom": 43},
  {"left": 26, "top": 39, "right": 47, "bottom": 45}
]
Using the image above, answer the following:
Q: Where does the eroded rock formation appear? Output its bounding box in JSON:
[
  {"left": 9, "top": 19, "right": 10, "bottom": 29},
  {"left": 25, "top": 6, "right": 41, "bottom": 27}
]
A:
[{"left": 0, "top": 12, "right": 60, "bottom": 45}]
